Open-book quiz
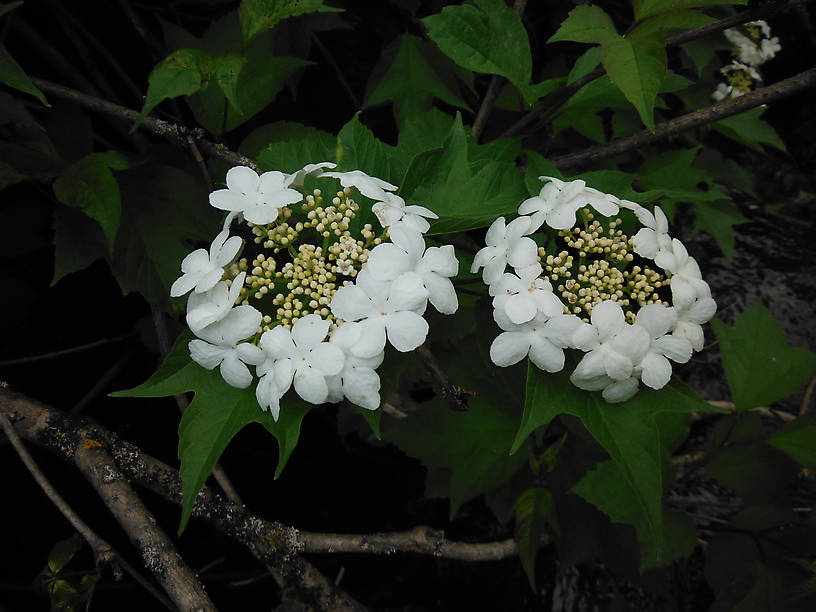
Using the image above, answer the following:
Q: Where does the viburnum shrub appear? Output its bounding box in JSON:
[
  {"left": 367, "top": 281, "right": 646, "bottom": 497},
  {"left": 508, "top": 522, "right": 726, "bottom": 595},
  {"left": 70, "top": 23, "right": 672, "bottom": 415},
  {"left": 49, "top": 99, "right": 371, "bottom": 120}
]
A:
[{"left": 171, "top": 163, "right": 458, "bottom": 420}]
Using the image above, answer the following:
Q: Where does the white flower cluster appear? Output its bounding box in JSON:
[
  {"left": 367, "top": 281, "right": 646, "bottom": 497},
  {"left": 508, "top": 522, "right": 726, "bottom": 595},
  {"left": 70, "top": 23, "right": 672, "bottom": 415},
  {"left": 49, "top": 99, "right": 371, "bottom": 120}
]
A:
[
  {"left": 171, "top": 163, "right": 458, "bottom": 420},
  {"left": 713, "top": 20, "right": 781, "bottom": 101},
  {"left": 473, "top": 177, "right": 716, "bottom": 403}
]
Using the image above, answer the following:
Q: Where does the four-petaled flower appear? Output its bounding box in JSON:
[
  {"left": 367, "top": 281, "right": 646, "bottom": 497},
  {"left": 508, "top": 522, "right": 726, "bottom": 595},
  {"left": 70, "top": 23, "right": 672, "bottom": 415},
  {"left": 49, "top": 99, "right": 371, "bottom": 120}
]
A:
[
  {"left": 186, "top": 272, "right": 245, "bottom": 333},
  {"left": 489, "top": 266, "right": 563, "bottom": 325},
  {"left": 326, "top": 322, "right": 384, "bottom": 411},
  {"left": 209, "top": 166, "right": 303, "bottom": 225},
  {"left": 322, "top": 169, "right": 399, "bottom": 201},
  {"left": 170, "top": 229, "right": 242, "bottom": 297},
  {"left": 490, "top": 308, "right": 582, "bottom": 373},
  {"left": 471, "top": 216, "right": 538, "bottom": 285},
  {"left": 371, "top": 193, "right": 438, "bottom": 234},
  {"left": 520, "top": 177, "right": 619, "bottom": 231}
]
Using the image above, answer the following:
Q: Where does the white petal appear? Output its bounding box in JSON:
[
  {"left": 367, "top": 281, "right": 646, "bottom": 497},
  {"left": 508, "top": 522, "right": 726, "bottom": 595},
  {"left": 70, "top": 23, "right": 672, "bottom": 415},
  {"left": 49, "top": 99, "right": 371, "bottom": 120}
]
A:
[
  {"left": 171, "top": 272, "right": 200, "bottom": 297},
  {"left": 483, "top": 255, "right": 507, "bottom": 285},
  {"left": 308, "top": 342, "right": 345, "bottom": 376},
  {"left": 673, "top": 321, "right": 705, "bottom": 352},
  {"left": 292, "top": 314, "right": 330, "bottom": 349},
  {"left": 423, "top": 273, "right": 458, "bottom": 314},
  {"left": 220, "top": 352, "right": 254, "bottom": 389},
  {"left": 683, "top": 297, "right": 717, "bottom": 324},
  {"left": 325, "top": 374, "right": 343, "bottom": 404},
  {"left": 260, "top": 326, "right": 296, "bottom": 359},
  {"left": 602, "top": 377, "right": 640, "bottom": 403},
  {"left": 404, "top": 204, "right": 438, "bottom": 220},
  {"left": 217, "top": 305, "right": 262, "bottom": 344},
  {"left": 189, "top": 340, "right": 225, "bottom": 369},
  {"left": 293, "top": 367, "right": 329, "bottom": 404},
  {"left": 236, "top": 342, "right": 265, "bottom": 365},
  {"left": 603, "top": 347, "right": 633, "bottom": 381},
  {"left": 636, "top": 304, "right": 677, "bottom": 338},
  {"left": 419, "top": 245, "right": 458, "bottom": 277},
  {"left": 343, "top": 367, "right": 381, "bottom": 410},
  {"left": 384, "top": 311, "right": 428, "bottom": 352},
  {"left": 518, "top": 196, "right": 549, "bottom": 216},
  {"left": 529, "top": 337, "right": 565, "bottom": 372},
  {"left": 640, "top": 353, "right": 672, "bottom": 389},
  {"left": 490, "top": 332, "right": 530, "bottom": 367},
  {"left": 329, "top": 321, "right": 361, "bottom": 351},
  {"left": 180, "top": 249, "right": 211, "bottom": 274},
  {"left": 256, "top": 374, "right": 282, "bottom": 421},
  {"left": 243, "top": 204, "right": 280, "bottom": 225},
  {"left": 543, "top": 315, "right": 583, "bottom": 348},
  {"left": 366, "top": 243, "right": 413, "bottom": 281},
  {"left": 388, "top": 223, "right": 425, "bottom": 259},
  {"left": 485, "top": 217, "right": 506, "bottom": 247},
  {"left": 226, "top": 165, "right": 259, "bottom": 193},
  {"left": 195, "top": 267, "right": 224, "bottom": 294},
  {"left": 545, "top": 203, "right": 579, "bottom": 230},
  {"left": 653, "top": 335, "right": 693, "bottom": 363},
  {"left": 572, "top": 322, "right": 599, "bottom": 351},
  {"left": 505, "top": 293, "right": 537, "bottom": 324},
  {"left": 330, "top": 285, "right": 372, "bottom": 321},
  {"left": 350, "top": 318, "right": 387, "bottom": 358},
  {"left": 507, "top": 237, "right": 538, "bottom": 269},
  {"left": 214, "top": 235, "right": 243, "bottom": 266},
  {"left": 591, "top": 301, "right": 625, "bottom": 338},
  {"left": 389, "top": 272, "right": 429, "bottom": 311}
]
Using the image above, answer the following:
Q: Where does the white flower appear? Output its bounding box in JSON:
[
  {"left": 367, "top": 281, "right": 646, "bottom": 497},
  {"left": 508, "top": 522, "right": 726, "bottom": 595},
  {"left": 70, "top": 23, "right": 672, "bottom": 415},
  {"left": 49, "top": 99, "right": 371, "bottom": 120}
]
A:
[
  {"left": 285, "top": 162, "right": 336, "bottom": 188},
  {"left": 257, "top": 314, "right": 345, "bottom": 411},
  {"left": 635, "top": 304, "right": 693, "bottom": 390},
  {"left": 631, "top": 206, "right": 672, "bottom": 260},
  {"left": 325, "top": 322, "right": 384, "bottom": 411},
  {"left": 760, "top": 37, "right": 781, "bottom": 62},
  {"left": 330, "top": 269, "right": 429, "bottom": 358},
  {"left": 321, "top": 169, "right": 398, "bottom": 201},
  {"left": 571, "top": 301, "right": 651, "bottom": 384},
  {"left": 366, "top": 224, "right": 459, "bottom": 314},
  {"left": 209, "top": 166, "right": 303, "bottom": 225},
  {"left": 660, "top": 239, "right": 711, "bottom": 308},
  {"left": 189, "top": 305, "right": 265, "bottom": 389},
  {"left": 672, "top": 296, "right": 717, "bottom": 352},
  {"left": 489, "top": 266, "right": 563, "bottom": 325},
  {"left": 722, "top": 61, "right": 762, "bottom": 82},
  {"left": 519, "top": 177, "right": 619, "bottom": 231},
  {"left": 712, "top": 83, "right": 741, "bottom": 101},
  {"left": 490, "top": 309, "right": 582, "bottom": 372},
  {"left": 186, "top": 272, "right": 245, "bottom": 333},
  {"left": 371, "top": 193, "right": 438, "bottom": 234},
  {"left": 170, "top": 229, "right": 242, "bottom": 297},
  {"left": 725, "top": 29, "right": 765, "bottom": 66},
  {"left": 470, "top": 216, "right": 538, "bottom": 285}
]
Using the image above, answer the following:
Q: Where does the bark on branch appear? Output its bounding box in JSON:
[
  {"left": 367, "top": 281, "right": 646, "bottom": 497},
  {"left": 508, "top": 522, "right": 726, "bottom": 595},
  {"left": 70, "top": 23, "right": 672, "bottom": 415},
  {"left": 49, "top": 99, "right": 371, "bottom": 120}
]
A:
[
  {"left": 551, "top": 66, "right": 816, "bottom": 170},
  {"left": 1, "top": 389, "right": 520, "bottom": 607}
]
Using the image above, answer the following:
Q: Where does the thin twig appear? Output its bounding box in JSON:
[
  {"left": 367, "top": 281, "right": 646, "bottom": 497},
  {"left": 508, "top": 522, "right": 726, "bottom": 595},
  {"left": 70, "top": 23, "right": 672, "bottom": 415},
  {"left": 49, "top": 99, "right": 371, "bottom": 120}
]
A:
[
  {"left": 499, "top": 4, "right": 781, "bottom": 140},
  {"left": 29, "top": 77, "right": 258, "bottom": 171},
  {"left": 799, "top": 372, "right": 816, "bottom": 415},
  {"left": 416, "top": 344, "right": 471, "bottom": 412},
  {"left": 470, "top": 0, "right": 528, "bottom": 142},
  {"left": 706, "top": 400, "right": 796, "bottom": 422},
  {"left": 187, "top": 134, "right": 213, "bottom": 189},
  {"left": 0, "top": 413, "right": 175, "bottom": 611},
  {"left": 0, "top": 334, "right": 132, "bottom": 367},
  {"left": 550, "top": 66, "right": 816, "bottom": 170}
]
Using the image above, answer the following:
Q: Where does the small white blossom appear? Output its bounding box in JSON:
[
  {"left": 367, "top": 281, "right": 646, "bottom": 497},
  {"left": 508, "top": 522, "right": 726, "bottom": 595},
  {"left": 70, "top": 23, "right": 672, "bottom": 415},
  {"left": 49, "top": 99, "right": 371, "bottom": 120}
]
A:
[
  {"left": 672, "top": 296, "right": 717, "bottom": 352},
  {"left": 366, "top": 224, "right": 458, "bottom": 314},
  {"left": 631, "top": 206, "right": 672, "bottom": 260},
  {"left": 712, "top": 82, "right": 741, "bottom": 101},
  {"left": 659, "top": 239, "right": 711, "bottom": 309},
  {"left": 321, "top": 169, "right": 398, "bottom": 201},
  {"left": 325, "top": 322, "right": 384, "bottom": 411},
  {"left": 635, "top": 304, "right": 693, "bottom": 390},
  {"left": 189, "top": 305, "right": 265, "bottom": 389},
  {"left": 519, "top": 177, "right": 619, "bottom": 231},
  {"left": 490, "top": 309, "right": 583, "bottom": 373},
  {"left": 371, "top": 193, "right": 438, "bottom": 234},
  {"left": 285, "top": 162, "right": 336, "bottom": 188},
  {"left": 490, "top": 266, "right": 563, "bottom": 325},
  {"left": 471, "top": 216, "right": 538, "bottom": 285},
  {"left": 330, "top": 269, "right": 429, "bottom": 358},
  {"left": 209, "top": 166, "right": 303, "bottom": 225},
  {"left": 170, "top": 229, "right": 242, "bottom": 297},
  {"left": 256, "top": 314, "right": 345, "bottom": 413},
  {"left": 186, "top": 272, "right": 245, "bottom": 333}
]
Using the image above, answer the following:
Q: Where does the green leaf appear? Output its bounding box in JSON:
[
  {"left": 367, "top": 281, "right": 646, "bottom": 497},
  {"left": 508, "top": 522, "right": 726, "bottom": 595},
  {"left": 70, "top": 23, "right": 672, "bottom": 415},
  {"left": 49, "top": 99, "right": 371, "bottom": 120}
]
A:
[
  {"left": 336, "top": 114, "right": 392, "bottom": 180},
  {"left": 637, "top": 148, "right": 728, "bottom": 206},
  {"left": 600, "top": 30, "right": 666, "bottom": 132},
  {"left": 239, "top": 0, "right": 324, "bottom": 44},
  {"left": 391, "top": 108, "right": 456, "bottom": 182},
  {"left": 110, "top": 164, "right": 218, "bottom": 311},
  {"left": 629, "top": 9, "right": 715, "bottom": 39},
  {"left": 51, "top": 206, "right": 107, "bottom": 285},
  {"left": 422, "top": 0, "right": 535, "bottom": 104},
  {"left": 514, "top": 361, "right": 717, "bottom": 566},
  {"left": 712, "top": 106, "right": 788, "bottom": 153},
  {"left": 633, "top": 0, "right": 746, "bottom": 21},
  {"left": 137, "top": 49, "right": 211, "bottom": 126},
  {"left": 548, "top": 5, "right": 618, "bottom": 45},
  {"left": 47, "top": 534, "right": 82, "bottom": 574},
  {"left": 208, "top": 53, "right": 246, "bottom": 112},
  {"left": 567, "top": 47, "right": 601, "bottom": 86},
  {"left": 572, "top": 460, "right": 696, "bottom": 568},
  {"left": 52, "top": 152, "right": 128, "bottom": 253},
  {"left": 711, "top": 301, "right": 816, "bottom": 411},
  {"left": 114, "top": 337, "right": 309, "bottom": 532},
  {"left": 241, "top": 121, "right": 336, "bottom": 173},
  {"left": 365, "top": 34, "right": 470, "bottom": 128},
  {"left": 694, "top": 200, "right": 747, "bottom": 259},
  {"left": 0, "top": 43, "right": 49, "bottom": 106},
  {"left": 514, "top": 487, "right": 557, "bottom": 588},
  {"left": 767, "top": 413, "right": 816, "bottom": 472},
  {"left": 400, "top": 114, "right": 527, "bottom": 234}
]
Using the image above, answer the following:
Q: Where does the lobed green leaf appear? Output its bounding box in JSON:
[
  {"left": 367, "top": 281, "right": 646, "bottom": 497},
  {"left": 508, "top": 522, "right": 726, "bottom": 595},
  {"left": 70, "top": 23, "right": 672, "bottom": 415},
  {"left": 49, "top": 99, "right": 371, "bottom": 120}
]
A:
[
  {"left": 0, "top": 43, "right": 48, "bottom": 106},
  {"left": 548, "top": 5, "right": 618, "bottom": 45},
  {"left": 514, "top": 487, "right": 557, "bottom": 588},
  {"left": 239, "top": 0, "right": 324, "bottom": 44}
]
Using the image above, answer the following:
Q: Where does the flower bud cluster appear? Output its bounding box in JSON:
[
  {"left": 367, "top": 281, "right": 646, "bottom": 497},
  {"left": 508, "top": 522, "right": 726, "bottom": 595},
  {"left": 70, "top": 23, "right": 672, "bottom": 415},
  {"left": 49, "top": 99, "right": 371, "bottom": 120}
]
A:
[
  {"left": 713, "top": 20, "right": 781, "bottom": 101},
  {"left": 474, "top": 176, "right": 715, "bottom": 403},
  {"left": 171, "top": 162, "right": 458, "bottom": 421}
]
